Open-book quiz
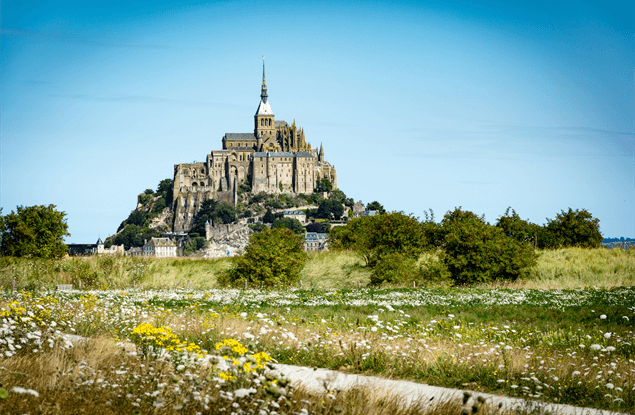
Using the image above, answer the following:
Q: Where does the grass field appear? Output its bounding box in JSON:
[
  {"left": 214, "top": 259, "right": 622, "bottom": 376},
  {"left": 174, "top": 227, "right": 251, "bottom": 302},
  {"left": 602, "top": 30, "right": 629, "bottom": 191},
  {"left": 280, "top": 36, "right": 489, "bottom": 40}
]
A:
[
  {"left": 1, "top": 285, "right": 633, "bottom": 413},
  {"left": 1, "top": 247, "right": 634, "bottom": 291},
  {"left": 1, "top": 247, "right": 634, "bottom": 413}
]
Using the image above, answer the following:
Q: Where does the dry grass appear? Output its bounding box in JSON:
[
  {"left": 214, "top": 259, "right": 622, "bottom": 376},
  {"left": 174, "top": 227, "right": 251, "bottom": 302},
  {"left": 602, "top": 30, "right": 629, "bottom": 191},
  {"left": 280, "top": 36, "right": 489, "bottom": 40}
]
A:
[{"left": 0, "top": 336, "right": 520, "bottom": 415}]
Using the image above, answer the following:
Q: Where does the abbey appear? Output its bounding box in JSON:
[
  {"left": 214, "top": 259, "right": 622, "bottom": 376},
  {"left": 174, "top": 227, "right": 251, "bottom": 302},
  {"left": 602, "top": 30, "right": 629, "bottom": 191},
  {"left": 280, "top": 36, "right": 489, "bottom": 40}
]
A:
[{"left": 171, "top": 60, "right": 337, "bottom": 232}]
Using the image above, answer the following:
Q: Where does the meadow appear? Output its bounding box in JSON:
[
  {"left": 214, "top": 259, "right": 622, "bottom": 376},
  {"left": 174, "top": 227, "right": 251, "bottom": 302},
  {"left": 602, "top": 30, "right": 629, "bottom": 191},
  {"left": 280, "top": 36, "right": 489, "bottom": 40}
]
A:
[{"left": 1, "top": 248, "right": 634, "bottom": 414}]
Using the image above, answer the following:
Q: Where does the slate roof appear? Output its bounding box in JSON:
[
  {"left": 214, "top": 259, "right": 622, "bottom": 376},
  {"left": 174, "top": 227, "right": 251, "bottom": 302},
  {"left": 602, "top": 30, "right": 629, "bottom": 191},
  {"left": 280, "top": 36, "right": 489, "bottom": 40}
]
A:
[
  {"left": 224, "top": 133, "right": 256, "bottom": 140},
  {"left": 305, "top": 232, "right": 328, "bottom": 242},
  {"left": 253, "top": 152, "right": 295, "bottom": 158},
  {"left": 146, "top": 238, "right": 176, "bottom": 247},
  {"left": 282, "top": 210, "right": 306, "bottom": 215}
]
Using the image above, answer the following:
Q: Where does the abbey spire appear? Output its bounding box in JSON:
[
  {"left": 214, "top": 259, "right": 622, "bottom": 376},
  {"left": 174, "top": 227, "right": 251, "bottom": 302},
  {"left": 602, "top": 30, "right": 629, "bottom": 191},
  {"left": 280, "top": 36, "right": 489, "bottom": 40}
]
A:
[{"left": 260, "top": 56, "right": 268, "bottom": 103}]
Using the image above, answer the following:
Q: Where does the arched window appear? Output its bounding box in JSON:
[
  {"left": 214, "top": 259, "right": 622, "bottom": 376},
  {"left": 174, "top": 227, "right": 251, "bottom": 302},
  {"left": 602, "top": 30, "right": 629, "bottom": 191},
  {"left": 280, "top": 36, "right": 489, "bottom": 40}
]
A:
[{"left": 261, "top": 119, "right": 264, "bottom": 126}]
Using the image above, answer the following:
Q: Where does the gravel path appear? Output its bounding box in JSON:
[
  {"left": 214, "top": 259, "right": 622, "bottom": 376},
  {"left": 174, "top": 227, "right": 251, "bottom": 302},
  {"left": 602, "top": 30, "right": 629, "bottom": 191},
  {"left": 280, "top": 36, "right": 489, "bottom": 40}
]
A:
[{"left": 273, "top": 364, "right": 626, "bottom": 415}]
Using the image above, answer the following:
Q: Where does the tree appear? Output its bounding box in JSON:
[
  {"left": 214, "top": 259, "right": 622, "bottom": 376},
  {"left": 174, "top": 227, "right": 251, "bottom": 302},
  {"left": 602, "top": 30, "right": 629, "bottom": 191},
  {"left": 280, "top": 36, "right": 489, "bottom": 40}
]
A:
[
  {"left": 305, "top": 222, "right": 329, "bottom": 234},
  {"left": 316, "top": 199, "right": 344, "bottom": 220},
  {"left": 0, "top": 205, "right": 70, "bottom": 259},
  {"left": 272, "top": 217, "right": 305, "bottom": 235},
  {"left": 315, "top": 178, "right": 333, "bottom": 193},
  {"left": 440, "top": 208, "right": 537, "bottom": 285},
  {"left": 263, "top": 208, "right": 275, "bottom": 224},
  {"left": 495, "top": 207, "right": 540, "bottom": 245},
  {"left": 157, "top": 178, "right": 173, "bottom": 205},
  {"left": 219, "top": 228, "right": 307, "bottom": 288},
  {"left": 330, "top": 212, "right": 427, "bottom": 268},
  {"left": 366, "top": 201, "right": 386, "bottom": 214},
  {"left": 191, "top": 199, "right": 218, "bottom": 235},
  {"left": 541, "top": 208, "right": 602, "bottom": 248},
  {"left": 215, "top": 204, "right": 237, "bottom": 225}
]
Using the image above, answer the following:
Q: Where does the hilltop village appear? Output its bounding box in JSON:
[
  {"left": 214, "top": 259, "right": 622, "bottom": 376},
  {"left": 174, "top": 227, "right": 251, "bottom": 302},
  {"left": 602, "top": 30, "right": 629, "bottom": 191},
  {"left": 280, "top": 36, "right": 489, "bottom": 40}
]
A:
[
  {"left": 86, "top": 62, "right": 379, "bottom": 258},
  {"left": 171, "top": 60, "right": 337, "bottom": 232}
]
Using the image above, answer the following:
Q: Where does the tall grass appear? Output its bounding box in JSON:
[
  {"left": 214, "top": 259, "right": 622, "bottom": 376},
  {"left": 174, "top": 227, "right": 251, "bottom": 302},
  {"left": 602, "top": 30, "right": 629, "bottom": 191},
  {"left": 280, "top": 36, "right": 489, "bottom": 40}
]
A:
[{"left": 0, "top": 247, "right": 633, "bottom": 291}]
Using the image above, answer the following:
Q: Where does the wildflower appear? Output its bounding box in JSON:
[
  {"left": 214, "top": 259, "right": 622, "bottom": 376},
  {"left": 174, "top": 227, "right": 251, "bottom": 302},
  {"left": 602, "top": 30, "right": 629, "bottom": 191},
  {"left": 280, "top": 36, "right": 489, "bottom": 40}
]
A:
[
  {"left": 606, "top": 346, "right": 616, "bottom": 352},
  {"left": 10, "top": 387, "right": 39, "bottom": 398},
  {"left": 606, "top": 383, "right": 614, "bottom": 389},
  {"left": 600, "top": 315, "right": 607, "bottom": 320},
  {"left": 590, "top": 344, "right": 602, "bottom": 350},
  {"left": 604, "top": 332, "right": 612, "bottom": 339}
]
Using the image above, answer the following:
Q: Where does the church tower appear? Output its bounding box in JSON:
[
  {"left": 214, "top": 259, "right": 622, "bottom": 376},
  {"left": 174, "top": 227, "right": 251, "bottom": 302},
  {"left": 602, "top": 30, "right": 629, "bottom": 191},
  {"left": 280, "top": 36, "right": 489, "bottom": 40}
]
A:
[{"left": 255, "top": 56, "right": 276, "bottom": 149}]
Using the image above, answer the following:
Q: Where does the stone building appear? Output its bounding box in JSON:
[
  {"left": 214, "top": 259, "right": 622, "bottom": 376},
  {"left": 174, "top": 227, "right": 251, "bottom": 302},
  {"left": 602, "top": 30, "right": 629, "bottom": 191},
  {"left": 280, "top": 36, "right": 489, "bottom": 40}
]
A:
[
  {"left": 304, "top": 232, "right": 328, "bottom": 252},
  {"left": 172, "top": 59, "right": 337, "bottom": 232},
  {"left": 143, "top": 237, "right": 177, "bottom": 258}
]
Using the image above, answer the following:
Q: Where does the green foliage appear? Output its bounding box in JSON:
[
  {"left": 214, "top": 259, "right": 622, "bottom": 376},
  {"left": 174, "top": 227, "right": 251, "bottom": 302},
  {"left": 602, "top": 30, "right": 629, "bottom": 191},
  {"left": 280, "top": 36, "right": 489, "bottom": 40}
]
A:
[
  {"left": 111, "top": 225, "right": 160, "bottom": 250},
  {"left": 0, "top": 204, "right": 70, "bottom": 259},
  {"left": 144, "top": 189, "right": 154, "bottom": 195},
  {"left": 370, "top": 253, "right": 418, "bottom": 285},
  {"left": 249, "top": 223, "right": 266, "bottom": 233},
  {"left": 328, "top": 189, "right": 347, "bottom": 204},
  {"left": 157, "top": 178, "right": 173, "bottom": 205},
  {"left": 271, "top": 217, "right": 305, "bottom": 235},
  {"left": 263, "top": 208, "right": 275, "bottom": 224},
  {"left": 219, "top": 228, "right": 307, "bottom": 288},
  {"left": 151, "top": 198, "right": 166, "bottom": 214},
  {"left": 184, "top": 237, "right": 207, "bottom": 256},
  {"left": 366, "top": 201, "right": 386, "bottom": 214},
  {"left": 278, "top": 181, "right": 284, "bottom": 192},
  {"left": 541, "top": 208, "right": 602, "bottom": 249},
  {"left": 315, "top": 178, "right": 333, "bottom": 193},
  {"left": 138, "top": 193, "right": 152, "bottom": 206},
  {"left": 495, "top": 207, "right": 540, "bottom": 245},
  {"left": 440, "top": 208, "right": 538, "bottom": 285},
  {"left": 265, "top": 199, "right": 282, "bottom": 209},
  {"left": 305, "top": 222, "right": 329, "bottom": 234},
  {"left": 241, "top": 209, "right": 253, "bottom": 218},
  {"left": 238, "top": 181, "right": 252, "bottom": 195},
  {"left": 125, "top": 210, "right": 149, "bottom": 228},
  {"left": 316, "top": 199, "right": 344, "bottom": 220},
  {"left": 191, "top": 200, "right": 237, "bottom": 234},
  {"left": 420, "top": 209, "right": 444, "bottom": 249},
  {"left": 249, "top": 192, "right": 267, "bottom": 204},
  {"left": 330, "top": 212, "right": 427, "bottom": 269},
  {"left": 278, "top": 194, "right": 294, "bottom": 208},
  {"left": 215, "top": 204, "right": 237, "bottom": 225}
]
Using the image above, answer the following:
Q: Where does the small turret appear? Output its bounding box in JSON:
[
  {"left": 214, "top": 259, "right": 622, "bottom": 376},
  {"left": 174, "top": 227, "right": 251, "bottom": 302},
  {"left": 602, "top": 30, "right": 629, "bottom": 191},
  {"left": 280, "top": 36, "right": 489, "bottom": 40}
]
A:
[{"left": 318, "top": 143, "right": 324, "bottom": 162}]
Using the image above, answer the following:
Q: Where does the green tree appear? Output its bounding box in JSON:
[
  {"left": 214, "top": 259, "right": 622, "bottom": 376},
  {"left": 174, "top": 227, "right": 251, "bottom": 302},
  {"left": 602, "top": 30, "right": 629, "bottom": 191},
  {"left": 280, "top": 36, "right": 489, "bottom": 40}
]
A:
[
  {"left": 366, "top": 201, "right": 386, "bottom": 214},
  {"left": 215, "top": 204, "right": 237, "bottom": 225},
  {"left": 495, "top": 207, "right": 540, "bottom": 245},
  {"left": 440, "top": 208, "right": 537, "bottom": 285},
  {"left": 541, "top": 208, "right": 602, "bottom": 248},
  {"left": 305, "top": 222, "right": 329, "bottom": 234},
  {"left": 263, "top": 208, "right": 275, "bottom": 224},
  {"left": 157, "top": 178, "right": 173, "bottom": 205},
  {"left": 330, "top": 212, "right": 427, "bottom": 268},
  {"left": 219, "top": 228, "right": 307, "bottom": 288},
  {"left": 272, "top": 217, "right": 305, "bottom": 235},
  {"left": 316, "top": 199, "right": 344, "bottom": 220},
  {"left": 0, "top": 205, "right": 70, "bottom": 259},
  {"left": 315, "top": 178, "right": 333, "bottom": 193}
]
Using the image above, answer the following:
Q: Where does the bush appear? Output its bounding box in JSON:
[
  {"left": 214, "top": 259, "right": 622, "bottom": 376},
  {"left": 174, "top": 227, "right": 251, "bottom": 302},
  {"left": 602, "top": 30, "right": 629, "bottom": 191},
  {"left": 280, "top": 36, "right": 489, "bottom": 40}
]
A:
[
  {"left": 271, "top": 217, "right": 305, "bottom": 235},
  {"left": 370, "top": 253, "right": 418, "bottom": 286},
  {"left": 316, "top": 199, "right": 344, "bottom": 220},
  {"left": 330, "top": 212, "right": 427, "bottom": 268},
  {"left": 440, "top": 208, "right": 537, "bottom": 285},
  {"left": 495, "top": 207, "right": 540, "bottom": 245},
  {"left": 540, "top": 208, "right": 602, "bottom": 248},
  {"left": 219, "top": 228, "right": 307, "bottom": 288},
  {"left": 315, "top": 178, "right": 332, "bottom": 193}
]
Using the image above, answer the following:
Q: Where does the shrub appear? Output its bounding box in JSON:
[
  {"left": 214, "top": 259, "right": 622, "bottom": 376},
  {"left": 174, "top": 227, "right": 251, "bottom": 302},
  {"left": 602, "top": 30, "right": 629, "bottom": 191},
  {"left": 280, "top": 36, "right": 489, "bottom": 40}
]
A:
[
  {"left": 370, "top": 253, "right": 418, "bottom": 285},
  {"left": 271, "top": 217, "right": 305, "bottom": 235},
  {"left": 495, "top": 207, "right": 540, "bottom": 245},
  {"left": 219, "top": 228, "right": 307, "bottom": 288},
  {"left": 540, "top": 208, "right": 602, "bottom": 248},
  {"left": 315, "top": 178, "right": 332, "bottom": 193},
  {"left": 330, "top": 212, "right": 427, "bottom": 268},
  {"left": 440, "top": 208, "right": 537, "bottom": 285},
  {"left": 263, "top": 208, "right": 275, "bottom": 224}
]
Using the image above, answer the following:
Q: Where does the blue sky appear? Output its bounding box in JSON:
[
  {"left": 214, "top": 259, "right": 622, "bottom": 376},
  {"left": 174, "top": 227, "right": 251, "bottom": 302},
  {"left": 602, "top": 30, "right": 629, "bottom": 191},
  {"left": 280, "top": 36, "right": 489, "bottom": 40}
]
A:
[{"left": 1, "top": 0, "right": 633, "bottom": 242}]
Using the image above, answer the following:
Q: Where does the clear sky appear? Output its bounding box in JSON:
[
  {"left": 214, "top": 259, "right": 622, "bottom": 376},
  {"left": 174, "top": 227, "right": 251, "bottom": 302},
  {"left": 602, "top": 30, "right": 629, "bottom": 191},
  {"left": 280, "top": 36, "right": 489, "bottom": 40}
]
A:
[{"left": 1, "top": 0, "right": 634, "bottom": 243}]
